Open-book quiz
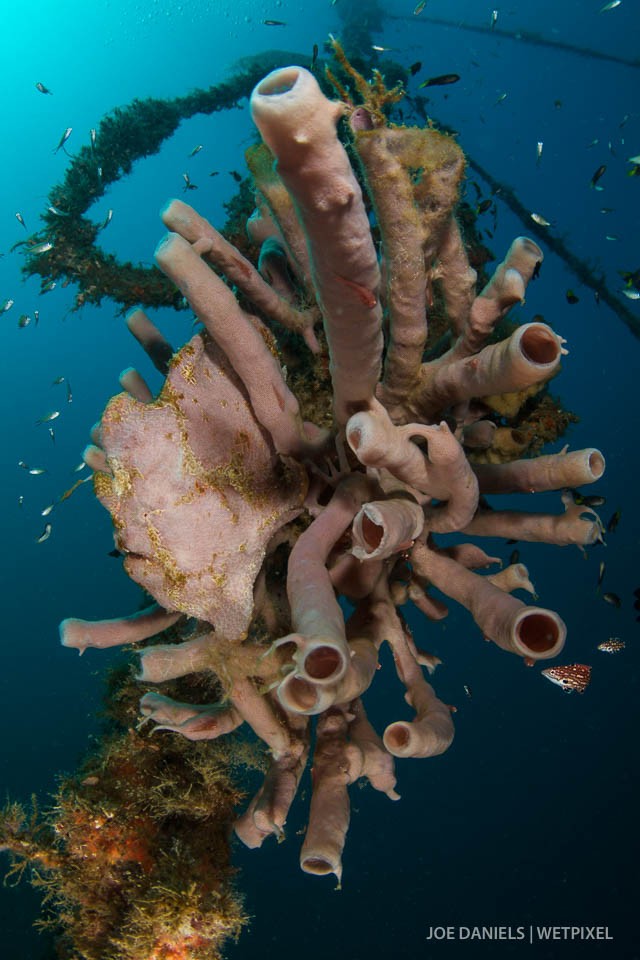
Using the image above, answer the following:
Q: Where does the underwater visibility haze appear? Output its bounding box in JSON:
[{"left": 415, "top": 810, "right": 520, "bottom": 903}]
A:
[{"left": 1, "top": 0, "right": 639, "bottom": 958}]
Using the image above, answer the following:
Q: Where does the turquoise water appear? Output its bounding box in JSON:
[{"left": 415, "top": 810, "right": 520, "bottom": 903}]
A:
[{"left": 1, "top": 0, "right": 638, "bottom": 957}]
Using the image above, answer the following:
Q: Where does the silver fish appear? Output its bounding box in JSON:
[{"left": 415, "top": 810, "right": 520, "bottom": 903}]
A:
[
  {"left": 28, "top": 467, "right": 46, "bottom": 475},
  {"left": 35, "top": 523, "right": 52, "bottom": 543},
  {"left": 29, "top": 241, "right": 54, "bottom": 255},
  {"left": 41, "top": 503, "right": 55, "bottom": 517},
  {"left": 531, "top": 212, "right": 552, "bottom": 227},
  {"left": 54, "top": 127, "right": 73, "bottom": 153},
  {"left": 36, "top": 410, "right": 60, "bottom": 424},
  {"left": 15, "top": 212, "right": 27, "bottom": 229}
]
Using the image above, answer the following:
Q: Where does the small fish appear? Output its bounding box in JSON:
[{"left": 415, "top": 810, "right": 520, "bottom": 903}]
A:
[
  {"left": 490, "top": 9, "right": 498, "bottom": 28},
  {"left": 606, "top": 509, "right": 621, "bottom": 533},
  {"left": 188, "top": 145, "right": 203, "bottom": 158},
  {"left": 532, "top": 260, "right": 542, "bottom": 280},
  {"left": 587, "top": 138, "right": 599, "bottom": 149},
  {"left": 476, "top": 198, "right": 493, "bottom": 215},
  {"left": 597, "top": 560, "right": 606, "bottom": 588},
  {"left": 18, "top": 495, "right": 24, "bottom": 507},
  {"left": 72, "top": 461, "right": 86, "bottom": 473},
  {"left": 531, "top": 212, "right": 552, "bottom": 227},
  {"left": 42, "top": 280, "right": 57, "bottom": 292},
  {"left": 590, "top": 164, "right": 607, "bottom": 188},
  {"left": 494, "top": 92, "right": 507, "bottom": 105},
  {"left": 229, "top": 170, "right": 243, "bottom": 182},
  {"left": 413, "top": 0, "right": 427, "bottom": 14},
  {"left": 35, "top": 523, "right": 52, "bottom": 544},
  {"left": 582, "top": 494, "right": 606, "bottom": 507},
  {"left": 600, "top": 207, "right": 615, "bottom": 214},
  {"left": 627, "top": 155, "right": 640, "bottom": 165},
  {"left": 18, "top": 460, "right": 29, "bottom": 470},
  {"left": 603, "top": 592, "right": 621, "bottom": 609},
  {"left": 18, "top": 314, "right": 31, "bottom": 328},
  {"left": 536, "top": 141, "right": 543, "bottom": 164},
  {"left": 311, "top": 43, "right": 319, "bottom": 70},
  {"left": 182, "top": 173, "right": 197, "bottom": 192},
  {"left": 66, "top": 381, "right": 73, "bottom": 404},
  {"left": 262, "top": 19, "right": 287, "bottom": 26},
  {"left": 34, "top": 310, "right": 39, "bottom": 325},
  {"left": 597, "top": 638, "right": 624, "bottom": 654},
  {"left": 29, "top": 241, "right": 53, "bottom": 255},
  {"left": 419, "top": 73, "right": 460, "bottom": 88},
  {"left": 621, "top": 289, "right": 640, "bottom": 300},
  {"left": 594, "top": 290, "right": 601, "bottom": 305},
  {"left": 372, "top": 44, "right": 396, "bottom": 52},
  {"left": 35, "top": 410, "right": 60, "bottom": 425},
  {"left": 15, "top": 212, "right": 27, "bottom": 229},
  {"left": 48, "top": 427, "right": 55, "bottom": 444},
  {"left": 35, "top": 81, "right": 52, "bottom": 95},
  {"left": 100, "top": 209, "right": 113, "bottom": 229},
  {"left": 509, "top": 549, "right": 520, "bottom": 564},
  {"left": 41, "top": 503, "right": 55, "bottom": 517},
  {"left": 209, "top": 171, "right": 219, "bottom": 177},
  {"left": 599, "top": 0, "right": 621, "bottom": 10},
  {"left": 90, "top": 128, "right": 97, "bottom": 149},
  {"left": 59, "top": 475, "right": 91, "bottom": 503},
  {"left": 52, "top": 376, "right": 65, "bottom": 385},
  {"left": 47, "top": 205, "right": 68, "bottom": 216},
  {"left": 565, "top": 289, "right": 579, "bottom": 304},
  {"left": 628, "top": 164, "right": 640, "bottom": 178},
  {"left": 97, "top": 165, "right": 103, "bottom": 179},
  {"left": 107, "top": 548, "right": 123, "bottom": 558},
  {"left": 1, "top": 298, "right": 14, "bottom": 313},
  {"left": 542, "top": 664, "right": 591, "bottom": 694},
  {"left": 409, "top": 61, "right": 422, "bottom": 76},
  {"left": 54, "top": 127, "right": 73, "bottom": 154},
  {"left": 554, "top": 99, "right": 562, "bottom": 109},
  {"left": 336, "top": 275, "right": 377, "bottom": 308},
  {"left": 29, "top": 467, "right": 46, "bottom": 475},
  {"left": 463, "top": 684, "right": 473, "bottom": 699}
]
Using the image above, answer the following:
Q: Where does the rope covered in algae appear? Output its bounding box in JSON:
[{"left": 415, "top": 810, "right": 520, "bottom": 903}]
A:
[{"left": 20, "top": 45, "right": 639, "bottom": 341}]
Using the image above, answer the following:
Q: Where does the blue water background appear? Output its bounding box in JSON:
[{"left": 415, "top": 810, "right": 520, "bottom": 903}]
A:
[{"left": 1, "top": 0, "right": 638, "bottom": 957}]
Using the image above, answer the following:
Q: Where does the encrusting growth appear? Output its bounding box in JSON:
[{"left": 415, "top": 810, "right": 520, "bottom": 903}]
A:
[{"left": 57, "top": 43, "right": 605, "bottom": 887}]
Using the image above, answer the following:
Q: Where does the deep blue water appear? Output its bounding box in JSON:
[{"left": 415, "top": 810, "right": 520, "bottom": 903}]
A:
[{"left": 1, "top": 0, "right": 638, "bottom": 957}]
